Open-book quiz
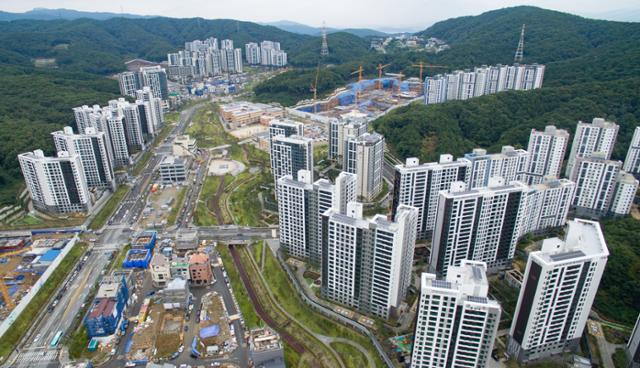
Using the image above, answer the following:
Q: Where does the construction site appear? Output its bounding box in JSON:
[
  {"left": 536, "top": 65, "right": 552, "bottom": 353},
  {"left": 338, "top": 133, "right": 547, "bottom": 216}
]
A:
[
  {"left": 294, "top": 62, "right": 449, "bottom": 120},
  {"left": 126, "top": 298, "right": 186, "bottom": 364},
  {"left": 193, "top": 291, "right": 237, "bottom": 358},
  {"left": 0, "top": 233, "right": 75, "bottom": 321}
]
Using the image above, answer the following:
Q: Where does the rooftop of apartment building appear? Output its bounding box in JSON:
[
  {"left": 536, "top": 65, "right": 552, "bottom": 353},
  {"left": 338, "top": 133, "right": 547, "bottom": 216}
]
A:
[{"left": 537, "top": 219, "right": 609, "bottom": 264}]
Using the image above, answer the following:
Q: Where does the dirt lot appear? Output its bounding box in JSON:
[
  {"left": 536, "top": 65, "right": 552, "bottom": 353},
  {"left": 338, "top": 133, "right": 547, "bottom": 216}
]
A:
[
  {"left": 228, "top": 124, "right": 268, "bottom": 140},
  {"left": 128, "top": 301, "right": 185, "bottom": 361},
  {"left": 198, "top": 291, "right": 235, "bottom": 357},
  {"left": 139, "top": 185, "right": 182, "bottom": 228}
]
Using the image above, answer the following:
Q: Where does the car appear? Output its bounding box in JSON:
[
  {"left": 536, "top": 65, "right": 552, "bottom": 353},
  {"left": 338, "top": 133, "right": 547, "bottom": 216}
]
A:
[
  {"left": 178, "top": 345, "right": 185, "bottom": 353},
  {"left": 184, "top": 325, "right": 189, "bottom": 332}
]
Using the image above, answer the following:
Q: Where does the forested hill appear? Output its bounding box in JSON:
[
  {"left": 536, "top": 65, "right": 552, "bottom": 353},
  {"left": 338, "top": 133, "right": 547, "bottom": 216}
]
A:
[
  {"left": 0, "top": 17, "right": 316, "bottom": 73},
  {"left": 417, "top": 6, "right": 640, "bottom": 71},
  {"left": 374, "top": 6, "right": 640, "bottom": 325},
  {"left": 0, "top": 17, "right": 368, "bottom": 205},
  {"left": 374, "top": 6, "right": 640, "bottom": 162}
]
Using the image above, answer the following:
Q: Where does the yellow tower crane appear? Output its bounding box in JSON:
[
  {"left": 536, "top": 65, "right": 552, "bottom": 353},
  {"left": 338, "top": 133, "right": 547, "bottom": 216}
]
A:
[
  {"left": 350, "top": 65, "right": 365, "bottom": 105},
  {"left": 376, "top": 63, "right": 391, "bottom": 89},
  {"left": 411, "top": 62, "right": 448, "bottom": 92}
]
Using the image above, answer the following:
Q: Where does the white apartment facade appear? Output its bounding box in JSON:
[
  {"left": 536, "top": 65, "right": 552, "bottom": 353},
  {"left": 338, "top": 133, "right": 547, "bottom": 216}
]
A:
[
  {"left": 18, "top": 150, "right": 92, "bottom": 214},
  {"left": 611, "top": 171, "right": 639, "bottom": 216},
  {"left": 508, "top": 219, "right": 609, "bottom": 362},
  {"left": 411, "top": 261, "right": 501, "bottom": 368},
  {"left": 525, "top": 125, "right": 570, "bottom": 184},
  {"left": 321, "top": 202, "right": 418, "bottom": 319},
  {"left": 565, "top": 118, "right": 619, "bottom": 178},
  {"left": 344, "top": 132, "right": 384, "bottom": 201},
  {"left": 51, "top": 126, "right": 116, "bottom": 191},
  {"left": 623, "top": 126, "right": 640, "bottom": 178},
  {"left": 270, "top": 135, "right": 313, "bottom": 186},
  {"left": 464, "top": 146, "right": 528, "bottom": 189},
  {"left": 519, "top": 178, "right": 575, "bottom": 236},
  {"left": 570, "top": 154, "right": 622, "bottom": 216},
  {"left": 430, "top": 179, "right": 527, "bottom": 276},
  {"left": 328, "top": 118, "right": 368, "bottom": 161},
  {"left": 392, "top": 155, "right": 470, "bottom": 240}
]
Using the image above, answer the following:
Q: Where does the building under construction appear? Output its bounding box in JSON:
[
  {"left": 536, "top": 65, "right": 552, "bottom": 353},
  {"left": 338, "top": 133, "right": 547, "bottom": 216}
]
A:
[{"left": 296, "top": 77, "right": 423, "bottom": 118}]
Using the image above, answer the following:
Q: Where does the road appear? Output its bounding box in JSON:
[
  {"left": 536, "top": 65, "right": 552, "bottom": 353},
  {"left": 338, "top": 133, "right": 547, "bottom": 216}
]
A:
[
  {"left": 6, "top": 101, "right": 279, "bottom": 367},
  {"left": 10, "top": 228, "right": 126, "bottom": 368}
]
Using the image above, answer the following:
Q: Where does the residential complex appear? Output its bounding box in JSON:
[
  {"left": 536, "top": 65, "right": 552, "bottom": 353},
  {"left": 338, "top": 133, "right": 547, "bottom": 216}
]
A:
[
  {"left": 18, "top": 150, "right": 92, "bottom": 214},
  {"left": 321, "top": 202, "right": 418, "bottom": 319},
  {"left": 508, "top": 219, "right": 608, "bottom": 362},
  {"left": 118, "top": 66, "right": 169, "bottom": 100},
  {"left": 624, "top": 126, "right": 640, "bottom": 178},
  {"left": 270, "top": 134, "right": 313, "bottom": 186},
  {"left": 430, "top": 178, "right": 527, "bottom": 275},
  {"left": 52, "top": 126, "right": 116, "bottom": 191},
  {"left": 569, "top": 154, "right": 623, "bottom": 216},
  {"left": 392, "top": 155, "right": 470, "bottom": 240},
  {"left": 245, "top": 40, "right": 288, "bottom": 67},
  {"left": 328, "top": 116, "right": 368, "bottom": 161},
  {"left": 565, "top": 118, "right": 619, "bottom": 178},
  {"left": 519, "top": 178, "right": 575, "bottom": 235},
  {"left": 464, "top": 146, "right": 528, "bottom": 189},
  {"left": 276, "top": 170, "right": 357, "bottom": 262},
  {"left": 525, "top": 125, "right": 570, "bottom": 184},
  {"left": 424, "top": 63, "right": 545, "bottom": 104},
  {"left": 411, "top": 261, "right": 500, "bottom": 368},
  {"left": 344, "top": 132, "right": 385, "bottom": 201},
  {"left": 168, "top": 37, "right": 287, "bottom": 80}
]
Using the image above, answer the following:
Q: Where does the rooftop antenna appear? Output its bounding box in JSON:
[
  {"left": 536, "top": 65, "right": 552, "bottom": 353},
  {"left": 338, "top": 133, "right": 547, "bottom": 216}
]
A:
[
  {"left": 320, "top": 21, "right": 329, "bottom": 57},
  {"left": 514, "top": 24, "right": 525, "bottom": 63}
]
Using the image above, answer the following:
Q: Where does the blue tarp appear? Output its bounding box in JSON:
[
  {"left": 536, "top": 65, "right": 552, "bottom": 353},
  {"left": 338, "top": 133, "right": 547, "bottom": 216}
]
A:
[
  {"left": 199, "top": 324, "right": 220, "bottom": 339},
  {"left": 40, "top": 249, "right": 61, "bottom": 263},
  {"left": 124, "top": 333, "right": 134, "bottom": 353}
]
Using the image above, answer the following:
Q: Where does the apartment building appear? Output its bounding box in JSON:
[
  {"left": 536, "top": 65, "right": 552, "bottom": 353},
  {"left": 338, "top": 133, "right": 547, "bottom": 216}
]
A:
[
  {"left": 464, "top": 146, "right": 528, "bottom": 189},
  {"left": 51, "top": 126, "right": 116, "bottom": 191},
  {"left": 565, "top": 118, "right": 619, "bottom": 178},
  {"left": 570, "top": 154, "right": 622, "bottom": 217},
  {"left": 321, "top": 202, "right": 418, "bottom": 319},
  {"left": 18, "top": 150, "right": 92, "bottom": 214},
  {"left": 270, "top": 135, "right": 313, "bottom": 186},
  {"left": 344, "top": 132, "right": 384, "bottom": 201},
  {"left": 623, "top": 126, "right": 640, "bottom": 178},
  {"left": 525, "top": 125, "right": 570, "bottom": 184},
  {"left": 328, "top": 117, "right": 368, "bottom": 161},
  {"left": 508, "top": 219, "right": 608, "bottom": 362},
  {"left": 392, "top": 155, "right": 470, "bottom": 240},
  {"left": 411, "top": 261, "right": 500, "bottom": 368},
  {"left": 430, "top": 178, "right": 527, "bottom": 276}
]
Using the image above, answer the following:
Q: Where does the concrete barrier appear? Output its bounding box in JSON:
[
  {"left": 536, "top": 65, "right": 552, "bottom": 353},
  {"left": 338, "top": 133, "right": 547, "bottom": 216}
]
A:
[{"left": 0, "top": 234, "right": 79, "bottom": 339}]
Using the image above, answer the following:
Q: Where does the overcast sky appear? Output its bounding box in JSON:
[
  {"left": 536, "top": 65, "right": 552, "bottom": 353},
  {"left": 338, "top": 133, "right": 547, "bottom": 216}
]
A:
[{"left": 1, "top": 0, "right": 638, "bottom": 30}]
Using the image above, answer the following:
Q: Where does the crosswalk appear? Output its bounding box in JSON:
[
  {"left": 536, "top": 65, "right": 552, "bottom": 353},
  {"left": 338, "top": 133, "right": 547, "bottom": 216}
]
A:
[{"left": 14, "top": 349, "right": 58, "bottom": 368}]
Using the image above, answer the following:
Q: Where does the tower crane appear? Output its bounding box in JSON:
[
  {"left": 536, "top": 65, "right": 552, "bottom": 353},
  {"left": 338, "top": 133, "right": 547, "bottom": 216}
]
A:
[
  {"left": 310, "top": 64, "right": 321, "bottom": 113},
  {"left": 351, "top": 65, "right": 365, "bottom": 105},
  {"left": 411, "top": 62, "right": 448, "bottom": 82},
  {"left": 376, "top": 63, "right": 391, "bottom": 89},
  {"left": 385, "top": 72, "right": 405, "bottom": 94}
]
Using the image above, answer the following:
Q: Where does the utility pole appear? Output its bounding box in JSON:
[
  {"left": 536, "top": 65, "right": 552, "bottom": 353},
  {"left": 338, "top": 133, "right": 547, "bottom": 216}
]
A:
[{"left": 320, "top": 21, "right": 329, "bottom": 57}]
